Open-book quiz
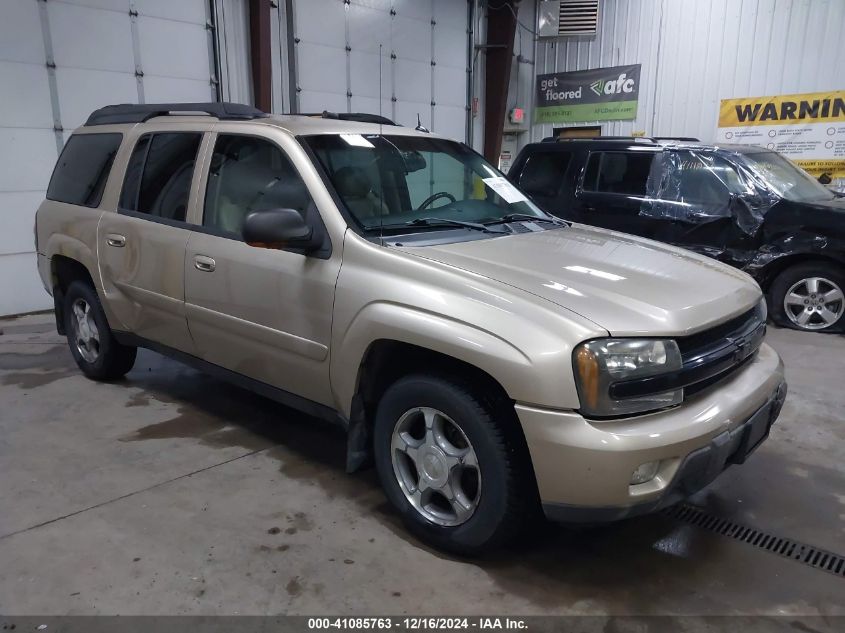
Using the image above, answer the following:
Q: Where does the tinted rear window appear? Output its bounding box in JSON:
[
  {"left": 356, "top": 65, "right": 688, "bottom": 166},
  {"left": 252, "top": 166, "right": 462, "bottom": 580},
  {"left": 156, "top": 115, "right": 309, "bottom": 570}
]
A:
[
  {"left": 582, "top": 151, "right": 655, "bottom": 196},
  {"left": 119, "top": 132, "right": 202, "bottom": 222},
  {"left": 517, "top": 152, "right": 572, "bottom": 197},
  {"left": 46, "top": 133, "right": 122, "bottom": 207}
]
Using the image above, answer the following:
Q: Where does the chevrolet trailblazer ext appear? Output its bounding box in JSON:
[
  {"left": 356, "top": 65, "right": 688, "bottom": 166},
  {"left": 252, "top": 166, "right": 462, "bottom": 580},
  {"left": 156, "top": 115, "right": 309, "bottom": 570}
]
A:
[{"left": 36, "top": 103, "right": 786, "bottom": 554}]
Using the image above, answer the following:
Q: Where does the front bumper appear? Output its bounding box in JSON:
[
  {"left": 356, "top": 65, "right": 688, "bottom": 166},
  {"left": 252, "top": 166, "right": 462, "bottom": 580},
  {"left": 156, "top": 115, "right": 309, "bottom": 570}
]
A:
[{"left": 516, "top": 342, "right": 786, "bottom": 522}]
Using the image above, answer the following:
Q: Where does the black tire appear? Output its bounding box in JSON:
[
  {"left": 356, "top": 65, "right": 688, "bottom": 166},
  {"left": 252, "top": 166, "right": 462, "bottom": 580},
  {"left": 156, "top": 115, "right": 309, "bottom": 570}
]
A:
[
  {"left": 63, "top": 280, "right": 137, "bottom": 380},
  {"left": 768, "top": 263, "right": 845, "bottom": 333},
  {"left": 373, "top": 374, "right": 537, "bottom": 555}
]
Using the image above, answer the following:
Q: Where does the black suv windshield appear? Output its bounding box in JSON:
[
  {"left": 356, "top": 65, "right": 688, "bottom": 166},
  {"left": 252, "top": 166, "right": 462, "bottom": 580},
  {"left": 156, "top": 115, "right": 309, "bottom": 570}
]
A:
[
  {"left": 738, "top": 150, "right": 835, "bottom": 203},
  {"left": 303, "top": 134, "right": 549, "bottom": 232}
]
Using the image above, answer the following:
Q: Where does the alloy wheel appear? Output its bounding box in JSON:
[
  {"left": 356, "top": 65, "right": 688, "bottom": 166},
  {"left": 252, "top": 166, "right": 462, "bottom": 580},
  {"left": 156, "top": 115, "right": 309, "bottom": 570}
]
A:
[
  {"left": 390, "top": 407, "right": 481, "bottom": 527},
  {"left": 783, "top": 276, "right": 844, "bottom": 330},
  {"left": 71, "top": 298, "right": 101, "bottom": 362}
]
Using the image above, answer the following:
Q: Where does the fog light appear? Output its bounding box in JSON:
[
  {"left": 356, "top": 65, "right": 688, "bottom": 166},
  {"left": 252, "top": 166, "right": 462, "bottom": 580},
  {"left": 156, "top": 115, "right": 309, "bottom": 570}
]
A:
[{"left": 630, "top": 461, "right": 660, "bottom": 485}]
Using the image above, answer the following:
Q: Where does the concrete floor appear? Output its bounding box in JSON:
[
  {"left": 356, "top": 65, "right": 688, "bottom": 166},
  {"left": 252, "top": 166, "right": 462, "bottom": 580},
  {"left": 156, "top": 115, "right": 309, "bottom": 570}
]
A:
[{"left": 0, "top": 312, "right": 843, "bottom": 616}]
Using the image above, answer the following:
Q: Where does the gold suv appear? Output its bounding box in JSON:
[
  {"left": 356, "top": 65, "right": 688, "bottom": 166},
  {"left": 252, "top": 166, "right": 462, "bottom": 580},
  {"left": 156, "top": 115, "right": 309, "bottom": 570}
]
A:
[{"left": 35, "top": 103, "right": 787, "bottom": 553}]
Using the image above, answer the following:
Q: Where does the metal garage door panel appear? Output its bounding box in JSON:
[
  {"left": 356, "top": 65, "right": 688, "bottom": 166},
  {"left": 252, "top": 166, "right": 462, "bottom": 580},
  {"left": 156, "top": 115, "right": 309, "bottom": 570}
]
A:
[
  {"left": 0, "top": 0, "right": 45, "bottom": 64},
  {"left": 0, "top": 253, "right": 49, "bottom": 314},
  {"left": 392, "top": 16, "right": 431, "bottom": 63},
  {"left": 394, "top": 58, "right": 430, "bottom": 103},
  {"left": 0, "top": 129, "right": 57, "bottom": 193},
  {"left": 135, "top": 0, "right": 207, "bottom": 23},
  {"left": 351, "top": 96, "right": 391, "bottom": 118},
  {"left": 299, "top": 90, "right": 347, "bottom": 115},
  {"left": 434, "top": 64, "right": 465, "bottom": 108},
  {"left": 348, "top": 4, "right": 391, "bottom": 54},
  {"left": 0, "top": 63, "right": 53, "bottom": 128},
  {"left": 48, "top": 2, "right": 134, "bottom": 73},
  {"left": 139, "top": 16, "right": 210, "bottom": 81},
  {"left": 350, "top": 50, "right": 382, "bottom": 100},
  {"left": 433, "top": 25, "right": 466, "bottom": 68},
  {"left": 296, "top": 42, "right": 347, "bottom": 94},
  {"left": 144, "top": 76, "right": 213, "bottom": 103},
  {"left": 433, "top": 105, "right": 465, "bottom": 142},
  {"left": 56, "top": 67, "right": 138, "bottom": 130},
  {"left": 295, "top": 0, "right": 345, "bottom": 45},
  {"left": 0, "top": 192, "right": 43, "bottom": 256},
  {"left": 433, "top": 0, "right": 466, "bottom": 25},
  {"left": 392, "top": 0, "right": 432, "bottom": 22}
]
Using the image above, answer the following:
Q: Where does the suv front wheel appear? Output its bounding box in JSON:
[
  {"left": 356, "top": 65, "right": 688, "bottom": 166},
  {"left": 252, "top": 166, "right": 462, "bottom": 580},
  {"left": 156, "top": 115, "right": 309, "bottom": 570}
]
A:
[
  {"left": 769, "top": 263, "right": 845, "bottom": 332},
  {"left": 64, "top": 281, "right": 137, "bottom": 380},
  {"left": 373, "top": 374, "right": 534, "bottom": 555}
]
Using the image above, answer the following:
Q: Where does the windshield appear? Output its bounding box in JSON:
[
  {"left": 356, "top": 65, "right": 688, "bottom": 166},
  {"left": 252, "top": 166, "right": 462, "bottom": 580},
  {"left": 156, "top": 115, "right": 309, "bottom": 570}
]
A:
[
  {"left": 739, "top": 151, "right": 835, "bottom": 203},
  {"left": 303, "top": 134, "right": 547, "bottom": 232}
]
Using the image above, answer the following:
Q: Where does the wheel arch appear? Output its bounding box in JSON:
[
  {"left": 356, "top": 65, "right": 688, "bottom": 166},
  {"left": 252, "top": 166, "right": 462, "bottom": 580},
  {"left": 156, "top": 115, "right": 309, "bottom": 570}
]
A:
[
  {"left": 751, "top": 253, "right": 845, "bottom": 290},
  {"left": 50, "top": 254, "right": 99, "bottom": 335}
]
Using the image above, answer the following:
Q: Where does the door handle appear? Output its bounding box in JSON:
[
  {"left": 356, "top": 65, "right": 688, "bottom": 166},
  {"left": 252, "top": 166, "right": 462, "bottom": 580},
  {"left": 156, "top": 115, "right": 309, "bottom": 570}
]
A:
[
  {"left": 106, "top": 233, "right": 126, "bottom": 247},
  {"left": 194, "top": 255, "right": 216, "bottom": 272}
]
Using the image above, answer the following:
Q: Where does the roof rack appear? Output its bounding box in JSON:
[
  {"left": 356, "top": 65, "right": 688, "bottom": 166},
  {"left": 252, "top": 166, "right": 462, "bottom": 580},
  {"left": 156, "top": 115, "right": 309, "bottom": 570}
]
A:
[
  {"left": 543, "top": 135, "right": 701, "bottom": 143},
  {"left": 85, "top": 102, "right": 268, "bottom": 126},
  {"left": 302, "top": 111, "right": 398, "bottom": 126}
]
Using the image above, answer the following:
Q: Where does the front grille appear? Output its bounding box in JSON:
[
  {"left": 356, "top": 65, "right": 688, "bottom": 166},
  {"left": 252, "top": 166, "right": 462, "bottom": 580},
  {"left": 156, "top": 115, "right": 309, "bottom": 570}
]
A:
[
  {"left": 610, "top": 303, "right": 766, "bottom": 401},
  {"left": 676, "top": 305, "right": 761, "bottom": 357}
]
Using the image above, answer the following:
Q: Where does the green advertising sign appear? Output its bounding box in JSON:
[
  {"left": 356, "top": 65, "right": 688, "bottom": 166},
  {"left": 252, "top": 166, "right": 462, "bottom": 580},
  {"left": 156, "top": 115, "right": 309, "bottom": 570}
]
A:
[{"left": 535, "top": 64, "right": 641, "bottom": 124}]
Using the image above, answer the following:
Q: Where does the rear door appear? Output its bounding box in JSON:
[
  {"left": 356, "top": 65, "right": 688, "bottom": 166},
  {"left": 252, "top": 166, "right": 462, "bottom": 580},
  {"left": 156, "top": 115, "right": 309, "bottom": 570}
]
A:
[
  {"left": 98, "top": 129, "right": 204, "bottom": 354},
  {"left": 574, "top": 149, "right": 664, "bottom": 238}
]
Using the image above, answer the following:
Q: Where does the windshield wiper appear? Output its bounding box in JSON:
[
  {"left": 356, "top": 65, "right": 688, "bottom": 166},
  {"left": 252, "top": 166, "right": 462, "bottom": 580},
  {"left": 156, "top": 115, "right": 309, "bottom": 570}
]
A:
[
  {"left": 406, "top": 217, "right": 508, "bottom": 234},
  {"left": 486, "top": 213, "right": 569, "bottom": 226}
]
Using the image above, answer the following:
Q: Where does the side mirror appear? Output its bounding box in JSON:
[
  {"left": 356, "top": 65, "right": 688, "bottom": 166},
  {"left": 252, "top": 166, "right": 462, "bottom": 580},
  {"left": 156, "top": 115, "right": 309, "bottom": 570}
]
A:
[{"left": 243, "top": 208, "right": 321, "bottom": 252}]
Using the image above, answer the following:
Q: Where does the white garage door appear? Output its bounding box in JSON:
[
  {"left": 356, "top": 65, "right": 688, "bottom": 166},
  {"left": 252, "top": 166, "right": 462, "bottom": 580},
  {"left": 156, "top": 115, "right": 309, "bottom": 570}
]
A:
[
  {"left": 293, "top": 0, "right": 469, "bottom": 142},
  {"left": 0, "top": 0, "right": 217, "bottom": 316}
]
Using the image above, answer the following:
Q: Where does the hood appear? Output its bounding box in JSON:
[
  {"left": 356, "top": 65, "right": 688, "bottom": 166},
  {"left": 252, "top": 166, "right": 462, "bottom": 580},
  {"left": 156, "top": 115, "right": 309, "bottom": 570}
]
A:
[{"left": 398, "top": 225, "right": 762, "bottom": 337}]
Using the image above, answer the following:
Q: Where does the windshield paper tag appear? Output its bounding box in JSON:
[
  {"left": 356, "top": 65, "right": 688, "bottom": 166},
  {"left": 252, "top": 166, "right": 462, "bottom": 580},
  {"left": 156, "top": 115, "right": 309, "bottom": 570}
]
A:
[
  {"left": 482, "top": 176, "right": 527, "bottom": 204},
  {"left": 340, "top": 134, "right": 375, "bottom": 148}
]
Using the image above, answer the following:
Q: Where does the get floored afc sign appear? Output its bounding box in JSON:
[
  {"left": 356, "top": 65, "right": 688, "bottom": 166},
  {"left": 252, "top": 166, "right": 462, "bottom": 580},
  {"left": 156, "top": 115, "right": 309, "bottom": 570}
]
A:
[{"left": 535, "top": 64, "right": 641, "bottom": 124}]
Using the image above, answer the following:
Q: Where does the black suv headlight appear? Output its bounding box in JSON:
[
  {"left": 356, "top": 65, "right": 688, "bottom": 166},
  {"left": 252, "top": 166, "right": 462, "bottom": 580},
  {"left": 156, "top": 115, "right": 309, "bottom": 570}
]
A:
[{"left": 573, "top": 338, "right": 683, "bottom": 417}]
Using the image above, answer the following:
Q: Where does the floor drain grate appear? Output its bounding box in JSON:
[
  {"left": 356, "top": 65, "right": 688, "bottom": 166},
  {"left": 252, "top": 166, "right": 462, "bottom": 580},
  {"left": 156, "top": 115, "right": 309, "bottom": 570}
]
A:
[{"left": 664, "top": 503, "right": 845, "bottom": 578}]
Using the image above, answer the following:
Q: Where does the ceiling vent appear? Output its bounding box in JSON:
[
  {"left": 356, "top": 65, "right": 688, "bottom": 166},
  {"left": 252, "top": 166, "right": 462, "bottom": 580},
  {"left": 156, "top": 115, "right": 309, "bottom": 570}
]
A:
[{"left": 538, "top": 0, "right": 600, "bottom": 38}]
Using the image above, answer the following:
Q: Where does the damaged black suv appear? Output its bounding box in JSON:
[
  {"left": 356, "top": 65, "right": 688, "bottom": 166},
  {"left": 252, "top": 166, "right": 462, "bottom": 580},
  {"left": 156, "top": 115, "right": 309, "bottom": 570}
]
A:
[{"left": 508, "top": 138, "right": 845, "bottom": 332}]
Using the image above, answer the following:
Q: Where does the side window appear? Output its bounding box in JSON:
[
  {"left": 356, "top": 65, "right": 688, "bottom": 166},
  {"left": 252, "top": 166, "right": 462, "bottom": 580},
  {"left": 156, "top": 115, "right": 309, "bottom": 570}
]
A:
[
  {"left": 203, "top": 135, "right": 312, "bottom": 237},
  {"left": 47, "top": 133, "right": 122, "bottom": 207},
  {"left": 671, "top": 150, "right": 740, "bottom": 207},
  {"left": 582, "top": 151, "right": 655, "bottom": 196},
  {"left": 119, "top": 132, "right": 202, "bottom": 222},
  {"left": 517, "top": 152, "right": 572, "bottom": 197}
]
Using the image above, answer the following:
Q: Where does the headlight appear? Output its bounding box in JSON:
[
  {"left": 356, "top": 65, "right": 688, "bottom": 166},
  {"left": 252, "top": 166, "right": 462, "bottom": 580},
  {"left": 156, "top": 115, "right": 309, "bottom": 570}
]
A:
[{"left": 573, "top": 338, "right": 683, "bottom": 417}]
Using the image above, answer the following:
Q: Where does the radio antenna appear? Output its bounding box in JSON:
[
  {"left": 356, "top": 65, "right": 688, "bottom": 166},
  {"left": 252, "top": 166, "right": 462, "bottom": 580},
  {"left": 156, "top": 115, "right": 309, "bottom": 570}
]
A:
[{"left": 379, "top": 43, "right": 385, "bottom": 245}]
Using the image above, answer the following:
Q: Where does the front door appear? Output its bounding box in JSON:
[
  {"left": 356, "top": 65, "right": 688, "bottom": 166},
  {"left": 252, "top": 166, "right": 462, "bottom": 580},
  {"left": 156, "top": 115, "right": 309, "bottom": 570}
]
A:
[
  {"left": 98, "top": 131, "right": 203, "bottom": 354},
  {"left": 184, "top": 132, "right": 340, "bottom": 407}
]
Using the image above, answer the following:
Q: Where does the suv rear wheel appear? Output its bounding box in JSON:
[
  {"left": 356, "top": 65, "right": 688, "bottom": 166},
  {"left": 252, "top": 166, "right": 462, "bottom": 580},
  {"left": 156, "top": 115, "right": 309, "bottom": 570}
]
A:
[
  {"left": 769, "top": 263, "right": 845, "bottom": 332},
  {"left": 64, "top": 281, "right": 137, "bottom": 380},
  {"left": 373, "top": 374, "right": 534, "bottom": 555}
]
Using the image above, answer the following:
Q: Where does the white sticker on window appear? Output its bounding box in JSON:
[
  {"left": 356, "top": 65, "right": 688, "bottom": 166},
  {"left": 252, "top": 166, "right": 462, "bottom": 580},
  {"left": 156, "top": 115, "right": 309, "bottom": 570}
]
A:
[
  {"left": 482, "top": 176, "right": 527, "bottom": 204},
  {"left": 340, "top": 134, "right": 375, "bottom": 148}
]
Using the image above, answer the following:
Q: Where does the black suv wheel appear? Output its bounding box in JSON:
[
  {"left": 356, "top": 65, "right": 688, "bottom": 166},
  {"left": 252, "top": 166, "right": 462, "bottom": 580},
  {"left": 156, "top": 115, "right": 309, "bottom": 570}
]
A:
[{"left": 769, "top": 263, "right": 845, "bottom": 332}]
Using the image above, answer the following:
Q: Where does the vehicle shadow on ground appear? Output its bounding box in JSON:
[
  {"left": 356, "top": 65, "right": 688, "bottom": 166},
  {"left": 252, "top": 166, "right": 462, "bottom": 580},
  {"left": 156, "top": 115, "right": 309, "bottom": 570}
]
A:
[{"left": 110, "top": 350, "right": 740, "bottom": 611}]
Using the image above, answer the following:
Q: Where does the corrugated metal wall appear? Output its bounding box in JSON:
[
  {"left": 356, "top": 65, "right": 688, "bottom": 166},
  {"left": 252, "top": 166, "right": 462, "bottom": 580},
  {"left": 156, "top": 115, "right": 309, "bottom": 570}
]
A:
[{"left": 520, "top": 0, "right": 845, "bottom": 143}]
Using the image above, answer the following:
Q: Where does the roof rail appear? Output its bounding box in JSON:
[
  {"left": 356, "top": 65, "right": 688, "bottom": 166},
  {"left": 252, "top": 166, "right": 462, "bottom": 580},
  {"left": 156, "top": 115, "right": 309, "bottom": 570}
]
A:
[
  {"left": 651, "top": 136, "right": 701, "bottom": 142},
  {"left": 548, "top": 135, "right": 702, "bottom": 144},
  {"left": 302, "top": 111, "right": 398, "bottom": 126},
  {"left": 85, "top": 102, "right": 267, "bottom": 126}
]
